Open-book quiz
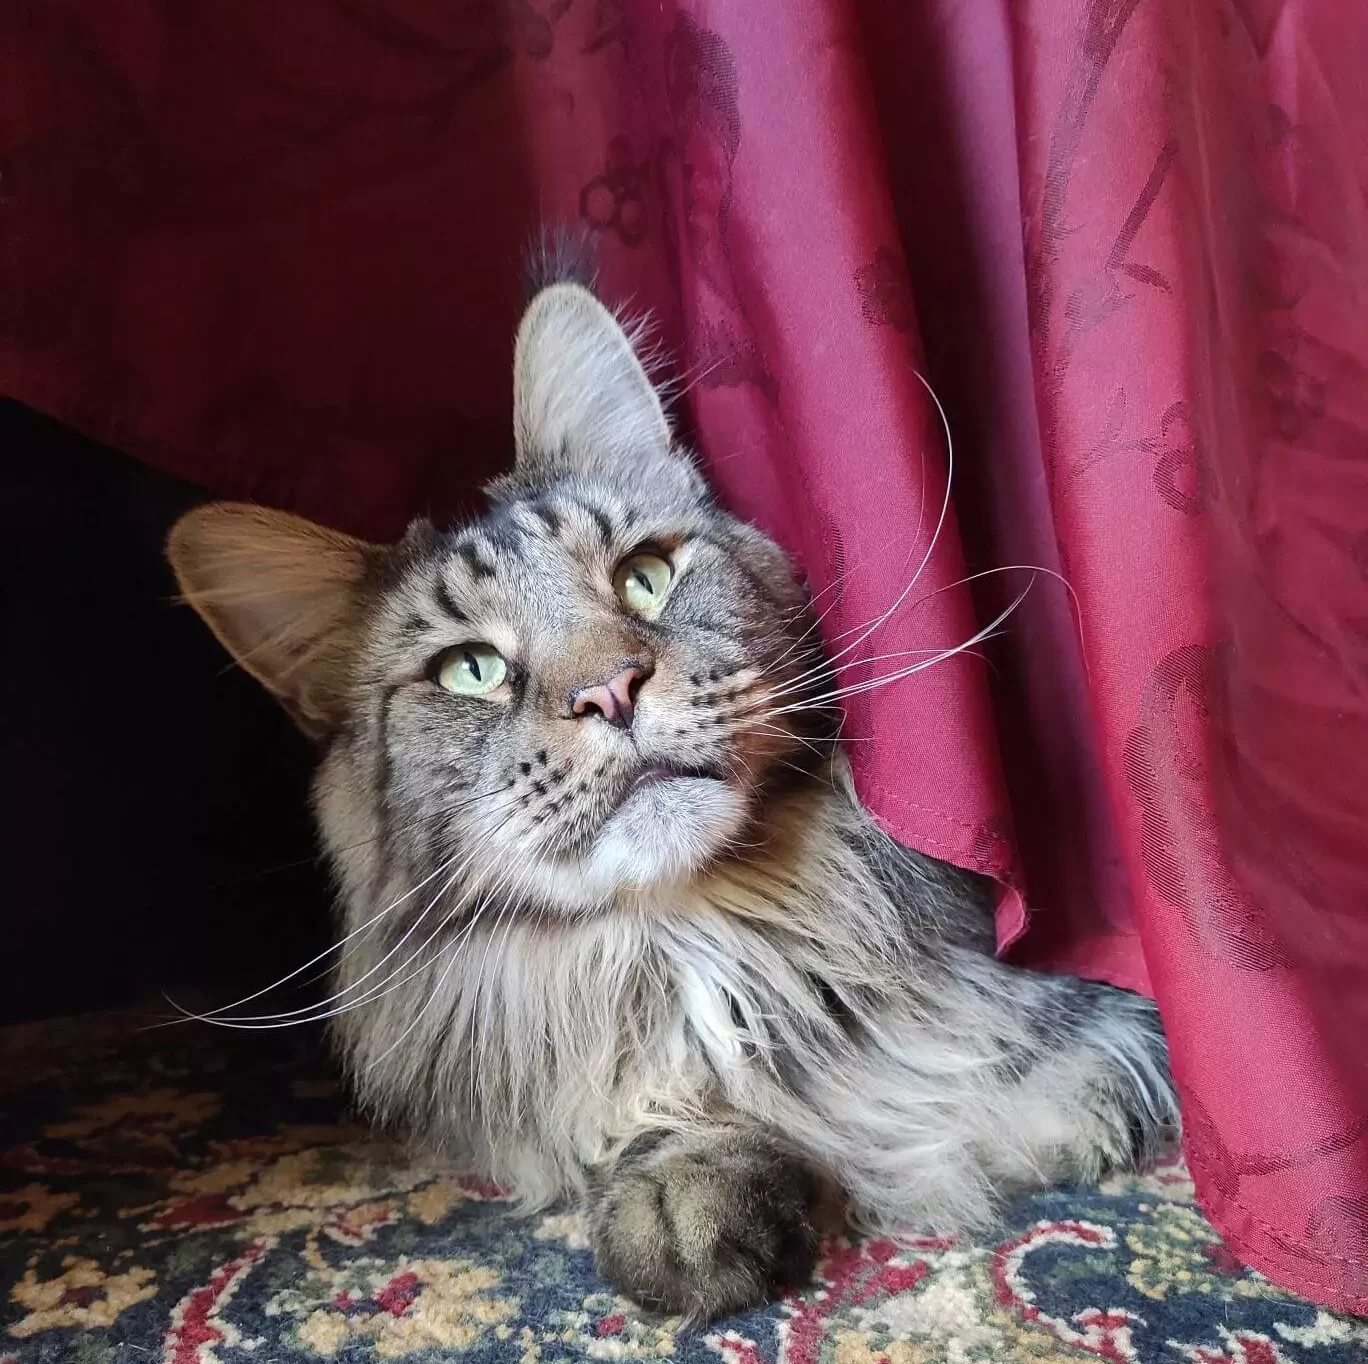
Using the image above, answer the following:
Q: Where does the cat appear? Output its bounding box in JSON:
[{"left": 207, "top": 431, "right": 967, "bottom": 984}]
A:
[{"left": 166, "top": 241, "right": 1178, "bottom": 1324}]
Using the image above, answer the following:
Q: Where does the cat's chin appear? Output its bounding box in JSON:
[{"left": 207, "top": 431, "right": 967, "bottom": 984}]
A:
[{"left": 586, "top": 775, "right": 747, "bottom": 889}]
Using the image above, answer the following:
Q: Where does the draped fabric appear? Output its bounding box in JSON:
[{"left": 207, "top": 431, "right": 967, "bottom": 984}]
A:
[{"left": 6, "top": 0, "right": 1368, "bottom": 1312}]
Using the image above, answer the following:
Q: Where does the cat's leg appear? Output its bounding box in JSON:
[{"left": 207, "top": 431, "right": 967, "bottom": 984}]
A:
[
  {"left": 772, "top": 959, "right": 1176, "bottom": 1235},
  {"left": 948, "top": 953, "right": 1179, "bottom": 1188},
  {"left": 585, "top": 1125, "right": 825, "bottom": 1323}
]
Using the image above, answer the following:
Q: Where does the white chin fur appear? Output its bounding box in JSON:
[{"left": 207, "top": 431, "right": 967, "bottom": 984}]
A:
[{"left": 587, "top": 777, "right": 746, "bottom": 888}]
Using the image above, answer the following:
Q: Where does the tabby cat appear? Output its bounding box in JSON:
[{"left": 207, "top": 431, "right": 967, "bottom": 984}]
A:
[{"left": 167, "top": 247, "right": 1177, "bottom": 1323}]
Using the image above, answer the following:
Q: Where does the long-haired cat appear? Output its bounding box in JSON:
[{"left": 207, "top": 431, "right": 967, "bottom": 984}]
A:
[{"left": 167, "top": 245, "right": 1177, "bottom": 1322}]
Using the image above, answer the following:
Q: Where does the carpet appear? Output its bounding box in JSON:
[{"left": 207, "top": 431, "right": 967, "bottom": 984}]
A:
[{"left": 2, "top": 1013, "right": 1363, "bottom": 1363}]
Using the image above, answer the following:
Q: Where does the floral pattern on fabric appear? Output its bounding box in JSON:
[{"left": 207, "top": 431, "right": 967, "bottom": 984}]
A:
[{"left": 2, "top": 1018, "right": 1364, "bottom": 1361}]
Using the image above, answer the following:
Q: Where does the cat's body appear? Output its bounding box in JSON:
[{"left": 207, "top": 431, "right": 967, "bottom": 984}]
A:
[{"left": 169, "top": 246, "right": 1177, "bottom": 1322}]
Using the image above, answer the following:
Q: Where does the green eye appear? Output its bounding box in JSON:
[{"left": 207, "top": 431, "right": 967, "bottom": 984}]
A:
[
  {"left": 434, "top": 643, "right": 507, "bottom": 696},
  {"left": 613, "top": 552, "right": 674, "bottom": 614}
]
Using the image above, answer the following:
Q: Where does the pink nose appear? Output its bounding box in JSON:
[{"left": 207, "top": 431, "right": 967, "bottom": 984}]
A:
[{"left": 571, "top": 665, "right": 651, "bottom": 730}]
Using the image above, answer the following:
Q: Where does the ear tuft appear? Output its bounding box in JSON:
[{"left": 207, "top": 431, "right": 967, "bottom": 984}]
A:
[
  {"left": 522, "top": 223, "right": 598, "bottom": 301},
  {"left": 511, "top": 282, "right": 674, "bottom": 484},
  {"left": 166, "top": 503, "right": 382, "bottom": 737}
]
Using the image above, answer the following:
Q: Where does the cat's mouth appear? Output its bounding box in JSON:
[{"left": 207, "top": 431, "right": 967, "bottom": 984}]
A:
[
  {"left": 590, "top": 759, "right": 747, "bottom": 886},
  {"left": 626, "top": 760, "right": 728, "bottom": 800},
  {"left": 626, "top": 760, "right": 727, "bottom": 793}
]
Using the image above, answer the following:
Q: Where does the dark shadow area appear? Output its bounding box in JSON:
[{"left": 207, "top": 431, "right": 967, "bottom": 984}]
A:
[{"left": 0, "top": 399, "right": 331, "bottom": 1024}]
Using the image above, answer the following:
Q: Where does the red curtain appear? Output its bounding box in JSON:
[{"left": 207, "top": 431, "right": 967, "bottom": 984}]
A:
[{"left": 7, "top": 0, "right": 1368, "bottom": 1312}]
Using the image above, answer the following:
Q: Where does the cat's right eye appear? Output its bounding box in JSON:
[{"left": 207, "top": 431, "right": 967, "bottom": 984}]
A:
[{"left": 432, "top": 643, "right": 508, "bottom": 697}]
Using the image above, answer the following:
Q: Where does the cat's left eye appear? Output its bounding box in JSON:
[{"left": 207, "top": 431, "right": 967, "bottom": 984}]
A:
[
  {"left": 613, "top": 552, "right": 674, "bottom": 615},
  {"left": 432, "top": 643, "right": 508, "bottom": 697}
]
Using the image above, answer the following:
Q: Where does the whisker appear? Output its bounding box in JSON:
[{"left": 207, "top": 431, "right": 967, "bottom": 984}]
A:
[
  {"left": 745, "top": 720, "right": 876, "bottom": 745},
  {"left": 366, "top": 842, "right": 532, "bottom": 1072},
  {"left": 204, "top": 814, "right": 528, "bottom": 1033},
  {"left": 764, "top": 563, "right": 862, "bottom": 674},
  {"left": 291, "top": 867, "right": 506, "bottom": 1032},
  {"left": 754, "top": 641, "right": 995, "bottom": 708},
  {"left": 789, "top": 368, "right": 956, "bottom": 682},
  {"left": 164, "top": 872, "right": 471, "bottom": 1031},
  {"left": 160, "top": 791, "right": 527, "bottom": 1030},
  {"left": 764, "top": 584, "right": 1032, "bottom": 719},
  {"left": 751, "top": 552, "right": 1056, "bottom": 712},
  {"left": 154, "top": 779, "right": 524, "bottom": 1028},
  {"left": 747, "top": 367, "right": 958, "bottom": 713},
  {"left": 176, "top": 828, "right": 497, "bottom": 1028},
  {"left": 754, "top": 364, "right": 1074, "bottom": 717}
]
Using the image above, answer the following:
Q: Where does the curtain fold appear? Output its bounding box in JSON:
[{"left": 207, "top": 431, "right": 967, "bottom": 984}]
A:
[{"left": 6, "top": 0, "right": 1367, "bottom": 1311}]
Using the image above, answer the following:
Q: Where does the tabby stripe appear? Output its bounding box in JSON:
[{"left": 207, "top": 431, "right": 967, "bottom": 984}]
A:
[
  {"left": 456, "top": 540, "right": 497, "bottom": 579},
  {"left": 528, "top": 500, "right": 562, "bottom": 536},
  {"left": 575, "top": 499, "right": 615, "bottom": 547},
  {"left": 433, "top": 577, "right": 467, "bottom": 623}
]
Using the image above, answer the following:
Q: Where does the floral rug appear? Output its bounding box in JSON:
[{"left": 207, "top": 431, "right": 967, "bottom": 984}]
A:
[{"left": 2, "top": 1014, "right": 1364, "bottom": 1363}]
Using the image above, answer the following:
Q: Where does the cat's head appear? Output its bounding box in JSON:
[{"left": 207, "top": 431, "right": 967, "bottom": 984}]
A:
[{"left": 168, "top": 274, "right": 833, "bottom": 910}]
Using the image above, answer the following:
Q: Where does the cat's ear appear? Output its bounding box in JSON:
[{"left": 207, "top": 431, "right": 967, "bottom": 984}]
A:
[
  {"left": 512, "top": 282, "right": 675, "bottom": 483},
  {"left": 166, "top": 502, "right": 382, "bottom": 738}
]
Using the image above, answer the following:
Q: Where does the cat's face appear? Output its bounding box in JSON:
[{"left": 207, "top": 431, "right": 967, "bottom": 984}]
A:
[
  {"left": 168, "top": 279, "right": 833, "bottom": 910},
  {"left": 357, "top": 483, "right": 826, "bottom": 906}
]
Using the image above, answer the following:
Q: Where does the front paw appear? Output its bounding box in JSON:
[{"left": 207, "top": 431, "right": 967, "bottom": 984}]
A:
[{"left": 588, "top": 1128, "right": 821, "bottom": 1323}]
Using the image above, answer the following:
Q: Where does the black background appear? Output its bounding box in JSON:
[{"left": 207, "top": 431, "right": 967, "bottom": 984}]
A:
[{"left": 1, "top": 400, "right": 332, "bottom": 1023}]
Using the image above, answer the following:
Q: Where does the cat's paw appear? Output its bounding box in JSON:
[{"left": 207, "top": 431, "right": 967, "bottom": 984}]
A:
[
  {"left": 1081, "top": 990, "right": 1180, "bottom": 1171},
  {"left": 588, "top": 1128, "right": 821, "bottom": 1323}
]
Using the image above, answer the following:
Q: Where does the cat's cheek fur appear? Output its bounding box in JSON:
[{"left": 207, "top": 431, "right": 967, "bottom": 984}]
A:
[{"left": 588, "top": 777, "right": 747, "bottom": 887}]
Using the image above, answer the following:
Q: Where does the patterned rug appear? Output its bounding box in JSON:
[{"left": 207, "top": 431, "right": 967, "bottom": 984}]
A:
[{"left": 3, "top": 1014, "right": 1364, "bottom": 1363}]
